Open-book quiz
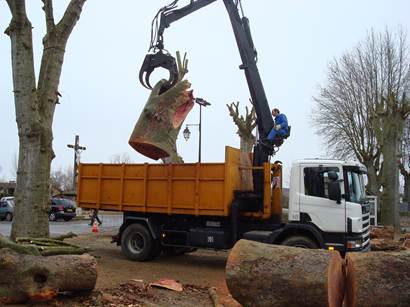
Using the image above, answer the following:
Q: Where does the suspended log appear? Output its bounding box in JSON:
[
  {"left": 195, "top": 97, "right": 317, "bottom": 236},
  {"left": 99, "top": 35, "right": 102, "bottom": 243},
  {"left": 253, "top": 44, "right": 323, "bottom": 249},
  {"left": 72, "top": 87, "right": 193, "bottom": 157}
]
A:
[
  {"left": 0, "top": 248, "right": 97, "bottom": 304},
  {"left": 129, "top": 52, "right": 193, "bottom": 163},
  {"left": 226, "top": 239, "right": 345, "bottom": 307},
  {"left": 345, "top": 251, "right": 410, "bottom": 307}
]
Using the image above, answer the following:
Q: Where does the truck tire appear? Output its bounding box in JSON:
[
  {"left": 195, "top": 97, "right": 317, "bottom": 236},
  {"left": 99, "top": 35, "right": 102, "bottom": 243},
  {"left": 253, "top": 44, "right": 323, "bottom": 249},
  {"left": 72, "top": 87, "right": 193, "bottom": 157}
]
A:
[
  {"left": 121, "top": 223, "right": 154, "bottom": 261},
  {"left": 5, "top": 213, "right": 12, "bottom": 222},
  {"left": 281, "top": 235, "right": 318, "bottom": 249}
]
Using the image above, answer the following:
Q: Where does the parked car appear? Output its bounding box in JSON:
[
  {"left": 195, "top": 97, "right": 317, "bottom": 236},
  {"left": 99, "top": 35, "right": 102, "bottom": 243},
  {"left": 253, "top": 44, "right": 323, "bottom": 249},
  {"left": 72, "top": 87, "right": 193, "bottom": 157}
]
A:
[
  {"left": 49, "top": 198, "right": 76, "bottom": 221},
  {"left": 0, "top": 199, "right": 14, "bottom": 221}
]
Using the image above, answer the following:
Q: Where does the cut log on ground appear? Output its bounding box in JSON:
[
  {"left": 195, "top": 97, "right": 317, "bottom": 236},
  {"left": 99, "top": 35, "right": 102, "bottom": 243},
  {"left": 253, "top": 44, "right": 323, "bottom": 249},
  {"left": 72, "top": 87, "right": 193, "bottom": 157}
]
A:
[
  {"left": 345, "top": 251, "right": 410, "bottom": 307},
  {"left": 226, "top": 239, "right": 345, "bottom": 307},
  {"left": 370, "top": 238, "right": 406, "bottom": 251},
  {"left": 369, "top": 226, "right": 394, "bottom": 239},
  {"left": 0, "top": 248, "right": 97, "bottom": 304}
]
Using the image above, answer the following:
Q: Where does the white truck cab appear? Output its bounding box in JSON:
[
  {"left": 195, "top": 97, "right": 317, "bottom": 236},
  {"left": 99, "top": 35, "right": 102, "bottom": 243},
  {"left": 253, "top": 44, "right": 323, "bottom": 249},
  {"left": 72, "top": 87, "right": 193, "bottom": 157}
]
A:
[{"left": 288, "top": 159, "right": 370, "bottom": 252}]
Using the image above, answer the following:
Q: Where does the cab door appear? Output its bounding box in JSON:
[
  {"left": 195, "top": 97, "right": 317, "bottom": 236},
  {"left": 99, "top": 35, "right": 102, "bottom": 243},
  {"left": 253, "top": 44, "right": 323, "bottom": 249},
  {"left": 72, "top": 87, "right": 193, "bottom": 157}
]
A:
[{"left": 298, "top": 164, "right": 346, "bottom": 233}]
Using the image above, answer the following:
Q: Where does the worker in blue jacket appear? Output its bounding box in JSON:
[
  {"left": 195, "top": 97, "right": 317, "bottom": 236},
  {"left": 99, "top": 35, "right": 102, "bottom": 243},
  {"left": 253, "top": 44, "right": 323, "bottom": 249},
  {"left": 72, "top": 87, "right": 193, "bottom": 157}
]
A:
[{"left": 267, "top": 108, "right": 289, "bottom": 140}]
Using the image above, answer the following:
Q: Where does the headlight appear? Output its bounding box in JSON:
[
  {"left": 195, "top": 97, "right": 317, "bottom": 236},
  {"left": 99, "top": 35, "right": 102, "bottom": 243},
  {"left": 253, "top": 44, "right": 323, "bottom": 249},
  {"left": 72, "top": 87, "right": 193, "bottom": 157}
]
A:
[{"left": 347, "top": 239, "right": 362, "bottom": 249}]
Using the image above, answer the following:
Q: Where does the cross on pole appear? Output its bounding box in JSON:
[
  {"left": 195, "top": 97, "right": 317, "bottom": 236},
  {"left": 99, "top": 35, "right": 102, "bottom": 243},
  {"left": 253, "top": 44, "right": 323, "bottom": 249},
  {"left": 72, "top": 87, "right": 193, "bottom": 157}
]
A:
[{"left": 67, "top": 135, "right": 86, "bottom": 191}]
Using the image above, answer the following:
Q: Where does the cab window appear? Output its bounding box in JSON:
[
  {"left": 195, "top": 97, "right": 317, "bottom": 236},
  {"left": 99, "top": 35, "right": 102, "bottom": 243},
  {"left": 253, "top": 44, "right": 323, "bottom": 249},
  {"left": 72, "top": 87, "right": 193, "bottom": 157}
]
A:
[
  {"left": 345, "top": 169, "right": 366, "bottom": 204},
  {"left": 304, "top": 167, "right": 339, "bottom": 199}
]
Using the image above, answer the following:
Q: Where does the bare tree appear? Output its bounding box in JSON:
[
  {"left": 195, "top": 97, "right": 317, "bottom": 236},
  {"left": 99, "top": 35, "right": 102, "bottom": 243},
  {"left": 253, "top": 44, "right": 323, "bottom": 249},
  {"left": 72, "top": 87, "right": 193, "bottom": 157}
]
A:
[
  {"left": 5, "top": 0, "right": 86, "bottom": 239},
  {"left": 110, "top": 153, "right": 132, "bottom": 164},
  {"left": 227, "top": 101, "right": 257, "bottom": 190},
  {"left": 399, "top": 118, "right": 410, "bottom": 203},
  {"left": 312, "top": 28, "right": 410, "bottom": 228},
  {"left": 50, "top": 166, "right": 74, "bottom": 193}
]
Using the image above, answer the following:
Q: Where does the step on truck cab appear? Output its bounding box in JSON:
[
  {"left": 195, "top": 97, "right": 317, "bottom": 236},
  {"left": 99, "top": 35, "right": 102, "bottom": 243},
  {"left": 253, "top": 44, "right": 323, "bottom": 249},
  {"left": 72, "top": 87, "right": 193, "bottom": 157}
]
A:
[{"left": 77, "top": 147, "right": 370, "bottom": 261}]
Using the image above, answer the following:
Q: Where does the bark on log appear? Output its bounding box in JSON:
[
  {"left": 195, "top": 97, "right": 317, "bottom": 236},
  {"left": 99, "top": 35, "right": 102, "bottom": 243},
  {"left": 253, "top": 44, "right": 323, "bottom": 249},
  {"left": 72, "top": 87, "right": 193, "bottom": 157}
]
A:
[
  {"left": 226, "top": 239, "right": 345, "bottom": 307},
  {"left": 370, "top": 238, "right": 405, "bottom": 251},
  {"left": 0, "top": 248, "right": 97, "bottom": 304},
  {"left": 129, "top": 52, "right": 192, "bottom": 163},
  {"left": 345, "top": 251, "right": 410, "bottom": 307},
  {"left": 369, "top": 226, "right": 394, "bottom": 239}
]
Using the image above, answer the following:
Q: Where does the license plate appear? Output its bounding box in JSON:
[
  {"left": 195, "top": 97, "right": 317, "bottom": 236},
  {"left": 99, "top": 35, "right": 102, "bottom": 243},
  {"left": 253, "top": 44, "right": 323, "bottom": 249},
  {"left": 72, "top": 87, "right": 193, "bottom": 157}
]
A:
[{"left": 66, "top": 209, "right": 73, "bottom": 212}]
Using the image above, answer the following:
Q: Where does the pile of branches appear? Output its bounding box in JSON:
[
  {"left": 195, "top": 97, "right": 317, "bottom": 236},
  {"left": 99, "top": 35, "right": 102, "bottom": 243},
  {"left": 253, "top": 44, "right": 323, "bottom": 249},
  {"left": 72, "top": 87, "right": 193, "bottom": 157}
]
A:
[{"left": 0, "top": 232, "right": 88, "bottom": 256}]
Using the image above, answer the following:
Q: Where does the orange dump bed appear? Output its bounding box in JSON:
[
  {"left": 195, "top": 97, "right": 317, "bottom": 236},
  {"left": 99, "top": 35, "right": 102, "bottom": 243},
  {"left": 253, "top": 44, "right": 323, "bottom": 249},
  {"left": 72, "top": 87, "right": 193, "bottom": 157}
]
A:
[{"left": 77, "top": 147, "right": 251, "bottom": 217}]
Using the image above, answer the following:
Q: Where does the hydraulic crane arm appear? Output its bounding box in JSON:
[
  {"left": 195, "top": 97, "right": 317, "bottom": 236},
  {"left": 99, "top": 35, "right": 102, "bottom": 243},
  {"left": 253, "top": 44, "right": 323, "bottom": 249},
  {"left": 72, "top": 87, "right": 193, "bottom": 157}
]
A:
[{"left": 139, "top": 0, "right": 275, "bottom": 163}]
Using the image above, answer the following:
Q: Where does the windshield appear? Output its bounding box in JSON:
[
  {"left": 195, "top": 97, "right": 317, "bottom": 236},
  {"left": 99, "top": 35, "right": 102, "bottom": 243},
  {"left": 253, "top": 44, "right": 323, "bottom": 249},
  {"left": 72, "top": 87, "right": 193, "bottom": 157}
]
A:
[{"left": 345, "top": 168, "right": 366, "bottom": 204}]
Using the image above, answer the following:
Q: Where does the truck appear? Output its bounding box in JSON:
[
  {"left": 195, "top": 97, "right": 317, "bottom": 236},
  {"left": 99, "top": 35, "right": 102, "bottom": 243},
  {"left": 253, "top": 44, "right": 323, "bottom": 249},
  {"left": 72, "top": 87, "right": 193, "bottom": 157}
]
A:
[{"left": 77, "top": 0, "right": 370, "bottom": 260}]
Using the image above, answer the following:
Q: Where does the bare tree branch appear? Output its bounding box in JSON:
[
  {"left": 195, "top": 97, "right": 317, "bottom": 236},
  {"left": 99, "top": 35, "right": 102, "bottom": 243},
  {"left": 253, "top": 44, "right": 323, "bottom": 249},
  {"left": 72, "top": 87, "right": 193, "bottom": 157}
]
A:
[
  {"left": 312, "top": 28, "right": 410, "bottom": 202},
  {"left": 56, "top": 0, "right": 86, "bottom": 43},
  {"left": 42, "top": 0, "right": 55, "bottom": 33},
  {"left": 5, "top": 0, "right": 26, "bottom": 21}
]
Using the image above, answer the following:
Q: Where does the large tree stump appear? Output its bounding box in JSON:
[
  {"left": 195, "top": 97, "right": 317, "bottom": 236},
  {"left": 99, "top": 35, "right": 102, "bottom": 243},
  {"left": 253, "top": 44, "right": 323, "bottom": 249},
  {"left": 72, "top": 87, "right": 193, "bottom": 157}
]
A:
[
  {"left": 226, "top": 239, "right": 345, "bottom": 307},
  {"left": 0, "top": 248, "right": 97, "bottom": 304},
  {"left": 345, "top": 251, "right": 410, "bottom": 307}
]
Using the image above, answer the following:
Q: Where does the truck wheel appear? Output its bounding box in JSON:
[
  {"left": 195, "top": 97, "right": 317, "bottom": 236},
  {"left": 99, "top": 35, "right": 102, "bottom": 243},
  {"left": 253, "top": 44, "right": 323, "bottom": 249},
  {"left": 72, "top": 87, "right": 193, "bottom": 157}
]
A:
[
  {"left": 121, "top": 223, "right": 154, "bottom": 261},
  {"left": 281, "top": 235, "right": 318, "bottom": 249},
  {"left": 5, "top": 213, "right": 12, "bottom": 221}
]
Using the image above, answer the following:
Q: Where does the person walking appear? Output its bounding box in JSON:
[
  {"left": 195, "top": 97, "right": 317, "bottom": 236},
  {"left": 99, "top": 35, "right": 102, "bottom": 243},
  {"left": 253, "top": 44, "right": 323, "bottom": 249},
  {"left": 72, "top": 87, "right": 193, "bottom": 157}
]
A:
[{"left": 89, "top": 209, "right": 102, "bottom": 226}]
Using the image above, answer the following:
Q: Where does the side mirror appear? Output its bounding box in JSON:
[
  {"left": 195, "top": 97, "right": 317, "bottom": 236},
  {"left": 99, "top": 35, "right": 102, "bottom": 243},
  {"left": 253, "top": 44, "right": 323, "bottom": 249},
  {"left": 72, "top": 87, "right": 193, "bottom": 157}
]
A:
[
  {"left": 328, "top": 181, "right": 342, "bottom": 204},
  {"left": 328, "top": 171, "right": 339, "bottom": 181}
]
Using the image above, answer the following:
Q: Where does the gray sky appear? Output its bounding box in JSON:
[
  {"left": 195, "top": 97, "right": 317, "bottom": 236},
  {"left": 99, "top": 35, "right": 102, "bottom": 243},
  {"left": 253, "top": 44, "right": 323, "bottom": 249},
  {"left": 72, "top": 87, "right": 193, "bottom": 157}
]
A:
[{"left": 1, "top": 0, "right": 409, "bottom": 184}]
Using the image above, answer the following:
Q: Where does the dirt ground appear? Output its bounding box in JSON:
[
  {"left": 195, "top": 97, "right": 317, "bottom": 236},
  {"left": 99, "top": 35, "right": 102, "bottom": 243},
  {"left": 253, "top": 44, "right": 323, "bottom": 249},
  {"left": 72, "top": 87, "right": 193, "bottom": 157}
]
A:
[{"left": 28, "top": 227, "right": 239, "bottom": 307}]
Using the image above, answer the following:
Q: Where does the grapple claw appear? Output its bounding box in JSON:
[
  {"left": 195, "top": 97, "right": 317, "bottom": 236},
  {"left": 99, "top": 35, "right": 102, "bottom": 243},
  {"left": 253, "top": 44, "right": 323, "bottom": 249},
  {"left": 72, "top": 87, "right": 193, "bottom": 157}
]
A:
[{"left": 138, "top": 51, "right": 179, "bottom": 91}]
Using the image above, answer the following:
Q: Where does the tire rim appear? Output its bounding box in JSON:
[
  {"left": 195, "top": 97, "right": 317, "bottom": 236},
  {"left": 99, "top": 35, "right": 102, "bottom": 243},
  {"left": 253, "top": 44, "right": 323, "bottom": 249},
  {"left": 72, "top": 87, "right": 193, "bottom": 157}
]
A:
[
  {"left": 49, "top": 213, "right": 56, "bottom": 221},
  {"left": 127, "top": 233, "right": 145, "bottom": 254}
]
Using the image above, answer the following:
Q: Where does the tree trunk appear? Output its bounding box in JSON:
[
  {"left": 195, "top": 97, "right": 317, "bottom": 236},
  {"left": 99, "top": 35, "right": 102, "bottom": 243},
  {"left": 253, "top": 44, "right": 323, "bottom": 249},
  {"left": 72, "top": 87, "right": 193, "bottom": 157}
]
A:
[
  {"left": 379, "top": 110, "right": 402, "bottom": 231},
  {"left": 239, "top": 137, "right": 254, "bottom": 191},
  {"left": 226, "top": 240, "right": 345, "bottom": 307},
  {"left": 403, "top": 174, "right": 410, "bottom": 204},
  {"left": 363, "top": 162, "right": 380, "bottom": 197},
  {"left": 226, "top": 102, "right": 256, "bottom": 191},
  {"left": 5, "top": 1, "right": 86, "bottom": 239},
  {"left": 345, "top": 251, "right": 410, "bottom": 307},
  {"left": 0, "top": 248, "right": 97, "bottom": 304}
]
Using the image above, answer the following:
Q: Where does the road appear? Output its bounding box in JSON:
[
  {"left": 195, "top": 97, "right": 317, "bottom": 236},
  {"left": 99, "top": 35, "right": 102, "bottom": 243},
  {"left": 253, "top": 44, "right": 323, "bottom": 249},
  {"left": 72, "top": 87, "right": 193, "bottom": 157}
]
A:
[{"left": 0, "top": 212, "right": 123, "bottom": 236}]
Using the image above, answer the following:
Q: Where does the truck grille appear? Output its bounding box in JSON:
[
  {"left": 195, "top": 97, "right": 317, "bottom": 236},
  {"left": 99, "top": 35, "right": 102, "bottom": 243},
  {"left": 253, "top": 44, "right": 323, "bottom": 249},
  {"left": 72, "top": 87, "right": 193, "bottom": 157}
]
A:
[{"left": 361, "top": 209, "right": 371, "bottom": 248}]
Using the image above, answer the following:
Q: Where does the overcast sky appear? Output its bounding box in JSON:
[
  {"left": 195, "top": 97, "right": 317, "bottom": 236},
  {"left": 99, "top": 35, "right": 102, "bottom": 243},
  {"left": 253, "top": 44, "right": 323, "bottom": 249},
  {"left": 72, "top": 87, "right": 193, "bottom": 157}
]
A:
[{"left": 1, "top": 0, "right": 409, "bottom": 185}]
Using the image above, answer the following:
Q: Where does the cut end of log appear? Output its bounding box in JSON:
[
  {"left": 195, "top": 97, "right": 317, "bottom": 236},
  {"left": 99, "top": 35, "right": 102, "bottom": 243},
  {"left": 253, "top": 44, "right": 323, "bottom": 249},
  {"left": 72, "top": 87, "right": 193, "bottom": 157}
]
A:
[
  {"left": 129, "top": 138, "right": 169, "bottom": 160},
  {"left": 344, "top": 256, "right": 356, "bottom": 307},
  {"left": 28, "top": 288, "right": 58, "bottom": 302},
  {"left": 327, "top": 252, "right": 345, "bottom": 307}
]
